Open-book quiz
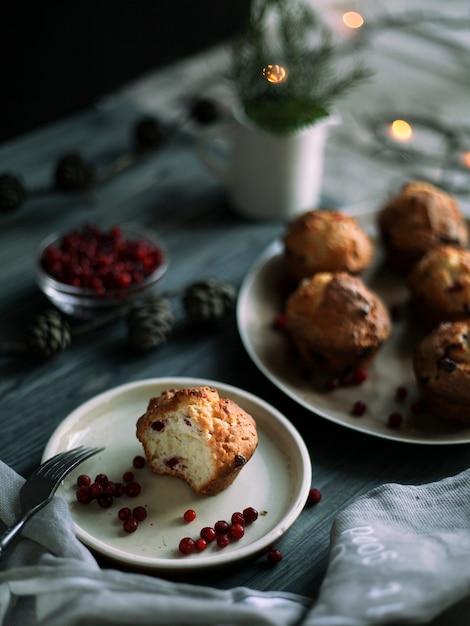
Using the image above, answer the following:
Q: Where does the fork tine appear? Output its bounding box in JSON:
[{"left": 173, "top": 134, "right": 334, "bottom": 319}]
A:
[{"left": 37, "top": 446, "right": 104, "bottom": 482}]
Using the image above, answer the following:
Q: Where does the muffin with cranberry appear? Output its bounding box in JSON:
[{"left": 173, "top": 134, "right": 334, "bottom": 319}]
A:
[
  {"left": 378, "top": 181, "right": 468, "bottom": 272},
  {"left": 284, "top": 271, "right": 392, "bottom": 376},
  {"left": 407, "top": 245, "right": 470, "bottom": 329},
  {"left": 283, "top": 210, "right": 374, "bottom": 282},
  {"left": 136, "top": 386, "right": 258, "bottom": 496},
  {"left": 413, "top": 320, "right": 470, "bottom": 425}
]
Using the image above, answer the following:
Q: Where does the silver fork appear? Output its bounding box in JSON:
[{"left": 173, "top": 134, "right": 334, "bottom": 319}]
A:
[{"left": 0, "top": 445, "right": 104, "bottom": 557}]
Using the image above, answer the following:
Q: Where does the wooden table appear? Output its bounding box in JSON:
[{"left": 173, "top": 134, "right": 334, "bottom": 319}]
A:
[{"left": 1, "top": 1, "right": 470, "bottom": 601}]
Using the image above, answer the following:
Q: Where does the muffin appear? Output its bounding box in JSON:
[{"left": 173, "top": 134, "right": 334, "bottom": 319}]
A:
[
  {"left": 284, "top": 271, "right": 392, "bottom": 376},
  {"left": 378, "top": 181, "right": 468, "bottom": 272},
  {"left": 136, "top": 386, "right": 258, "bottom": 496},
  {"left": 413, "top": 320, "right": 470, "bottom": 424},
  {"left": 407, "top": 245, "right": 470, "bottom": 329},
  {"left": 283, "top": 210, "right": 374, "bottom": 282}
]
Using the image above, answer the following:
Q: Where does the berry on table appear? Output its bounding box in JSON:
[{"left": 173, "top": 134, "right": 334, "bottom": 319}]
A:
[
  {"left": 183, "top": 509, "right": 197, "bottom": 523},
  {"left": 267, "top": 548, "right": 283, "bottom": 565},
  {"left": 307, "top": 488, "right": 322, "bottom": 505}
]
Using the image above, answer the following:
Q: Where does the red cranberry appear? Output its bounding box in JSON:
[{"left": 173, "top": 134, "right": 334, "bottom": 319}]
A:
[
  {"left": 133, "top": 506, "right": 147, "bottom": 522},
  {"left": 387, "top": 412, "right": 403, "bottom": 428},
  {"left": 40, "top": 224, "right": 164, "bottom": 295},
  {"left": 76, "top": 486, "right": 93, "bottom": 504},
  {"left": 122, "top": 471, "right": 134, "bottom": 482},
  {"left": 179, "top": 537, "right": 196, "bottom": 555},
  {"left": 325, "top": 377, "right": 340, "bottom": 391},
  {"left": 231, "top": 511, "right": 245, "bottom": 525},
  {"left": 395, "top": 386, "right": 407, "bottom": 402},
  {"left": 123, "top": 518, "right": 139, "bottom": 533},
  {"left": 267, "top": 548, "right": 283, "bottom": 564},
  {"left": 102, "top": 481, "right": 115, "bottom": 495},
  {"left": 89, "top": 482, "right": 103, "bottom": 498},
  {"left": 273, "top": 313, "right": 287, "bottom": 332},
  {"left": 97, "top": 495, "right": 113, "bottom": 509},
  {"left": 113, "top": 482, "right": 125, "bottom": 497},
  {"left": 118, "top": 507, "right": 132, "bottom": 521},
  {"left": 242, "top": 507, "right": 259, "bottom": 523},
  {"left": 133, "top": 455, "right": 146, "bottom": 468},
  {"left": 164, "top": 456, "right": 182, "bottom": 470},
  {"left": 307, "top": 488, "right": 322, "bottom": 505},
  {"left": 124, "top": 481, "right": 141, "bottom": 497},
  {"left": 216, "top": 534, "right": 230, "bottom": 548},
  {"left": 183, "top": 509, "right": 197, "bottom": 523},
  {"left": 94, "top": 473, "right": 108, "bottom": 484},
  {"left": 214, "top": 520, "right": 229, "bottom": 535},
  {"left": 351, "top": 400, "right": 367, "bottom": 416},
  {"left": 353, "top": 368, "right": 368, "bottom": 384},
  {"left": 195, "top": 538, "right": 208, "bottom": 552},
  {"left": 200, "top": 527, "right": 217, "bottom": 543},
  {"left": 228, "top": 523, "right": 245, "bottom": 541},
  {"left": 77, "top": 474, "right": 91, "bottom": 488}
]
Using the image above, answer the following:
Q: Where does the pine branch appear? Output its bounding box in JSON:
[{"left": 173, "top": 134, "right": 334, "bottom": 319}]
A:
[{"left": 231, "top": 0, "right": 372, "bottom": 134}]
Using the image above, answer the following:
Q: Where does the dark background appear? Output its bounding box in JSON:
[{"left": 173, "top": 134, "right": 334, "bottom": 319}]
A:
[{"left": 1, "top": 1, "right": 251, "bottom": 143}]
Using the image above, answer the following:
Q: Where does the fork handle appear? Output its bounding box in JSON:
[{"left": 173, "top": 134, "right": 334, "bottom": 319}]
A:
[
  {"left": 0, "top": 498, "right": 53, "bottom": 558},
  {"left": 0, "top": 515, "right": 29, "bottom": 559}
]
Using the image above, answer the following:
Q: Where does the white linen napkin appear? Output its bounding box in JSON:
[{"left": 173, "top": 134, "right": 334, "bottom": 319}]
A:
[
  {"left": 306, "top": 469, "right": 470, "bottom": 626},
  {"left": 0, "top": 460, "right": 310, "bottom": 626},
  {"left": 2, "top": 459, "right": 470, "bottom": 626}
]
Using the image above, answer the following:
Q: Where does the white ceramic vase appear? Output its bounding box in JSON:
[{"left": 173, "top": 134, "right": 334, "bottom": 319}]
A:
[{"left": 198, "top": 108, "right": 338, "bottom": 220}]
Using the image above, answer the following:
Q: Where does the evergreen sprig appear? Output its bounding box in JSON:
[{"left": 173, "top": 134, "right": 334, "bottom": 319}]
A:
[{"left": 231, "top": 0, "right": 372, "bottom": 134}]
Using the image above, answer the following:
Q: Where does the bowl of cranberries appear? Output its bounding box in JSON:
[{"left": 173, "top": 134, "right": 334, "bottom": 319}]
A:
[{"left": 37, "top": 223, "right": 169, "bottom": 318}]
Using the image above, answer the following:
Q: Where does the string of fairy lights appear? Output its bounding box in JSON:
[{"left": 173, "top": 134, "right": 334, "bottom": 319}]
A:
[
  {"left": 333, "top": 6, "right": 470, "bottom": 194},
  {"left": 260, "top": 5, "right": 470, "bottom": 195}
]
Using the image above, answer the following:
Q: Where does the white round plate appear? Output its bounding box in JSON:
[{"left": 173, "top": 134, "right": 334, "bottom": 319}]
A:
[
  {"left": 237, "top": 208, "right": 470, "bottom": 445},
  {"left": 43, "top": 377, "right": 312, "bottom": 571}
]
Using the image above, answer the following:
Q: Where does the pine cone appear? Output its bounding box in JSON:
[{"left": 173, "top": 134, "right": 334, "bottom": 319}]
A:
[
  {"left": 54, "top": 153, "right": 95, "bottom": 191},
  {"left": 25, "top": 309, "right": 71, "bottom": 358},
  {"left": 127, "top": 297, "right": 174, "bottom": 351},
  {"left": 0, "top": 173, "right": 28, "bottom": 212},
  {"left": 183, "top": 279, "right": 236, "bottom": 324},
  {"left": 189, "top": 97, "right": 221, "bottom": 124},
  {"left": 134, "top": 116, "right": 165, "bottom": 151}
]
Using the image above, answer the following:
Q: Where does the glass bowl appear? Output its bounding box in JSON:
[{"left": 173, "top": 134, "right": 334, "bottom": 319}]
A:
[{"left": 36, "top": 223, "right": 169, "bottom": 319}]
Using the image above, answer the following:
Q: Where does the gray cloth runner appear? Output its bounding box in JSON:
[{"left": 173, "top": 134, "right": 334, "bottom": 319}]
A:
[{"left": 2, "top": 460, "right": 470, "bottom": 625}]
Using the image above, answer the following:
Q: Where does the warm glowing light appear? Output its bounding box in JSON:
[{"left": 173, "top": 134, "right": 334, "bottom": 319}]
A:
[
  {"left": 390, "top": 119, "right": 413, "bottom": 142},
  {"left": 462, "top": 151, "right": 470, "bottom": 168},
  {"left": 342, "top": 11, "right": 364, "bottom": 29},
  {"left": 262, "top": 64, "right": 288, "bottom": 84}
]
